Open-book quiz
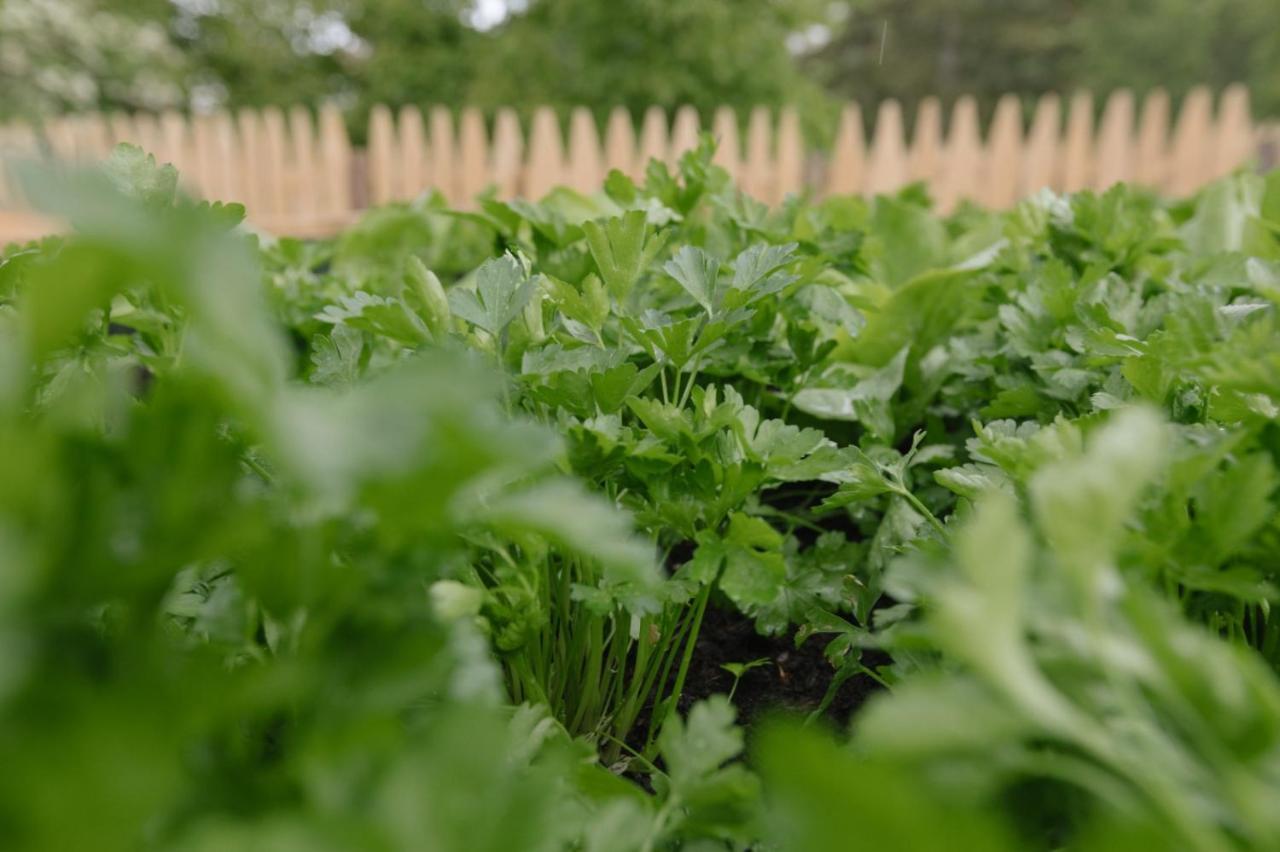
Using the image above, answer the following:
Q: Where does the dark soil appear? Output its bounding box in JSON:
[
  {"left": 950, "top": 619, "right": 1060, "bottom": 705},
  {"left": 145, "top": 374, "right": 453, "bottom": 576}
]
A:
[{"left": 675, "top": 602, "right": 887, "bottom": 729}]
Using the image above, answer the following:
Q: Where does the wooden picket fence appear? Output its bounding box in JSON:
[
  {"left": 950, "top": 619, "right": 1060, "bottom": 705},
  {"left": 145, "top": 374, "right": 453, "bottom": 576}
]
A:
[{"left": 0, "top": 85, "right": 1273, "bottom": 242}]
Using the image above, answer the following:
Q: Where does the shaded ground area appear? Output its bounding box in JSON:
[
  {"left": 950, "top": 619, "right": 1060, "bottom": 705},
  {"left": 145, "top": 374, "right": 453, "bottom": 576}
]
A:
[{"left": 676, "top": 604, "right": 886, "bottom": 729}]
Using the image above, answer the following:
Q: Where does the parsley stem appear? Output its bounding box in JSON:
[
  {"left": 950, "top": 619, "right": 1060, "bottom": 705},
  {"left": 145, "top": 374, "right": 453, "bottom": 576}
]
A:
[{"left": 895, "top": 486, "right": 947, "bottom": 538}]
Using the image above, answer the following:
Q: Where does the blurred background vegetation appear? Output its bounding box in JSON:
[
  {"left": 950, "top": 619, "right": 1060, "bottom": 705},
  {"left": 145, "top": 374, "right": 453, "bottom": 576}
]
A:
[{"left": 2, "top": 0, "right": 1278, "bottom": 135}]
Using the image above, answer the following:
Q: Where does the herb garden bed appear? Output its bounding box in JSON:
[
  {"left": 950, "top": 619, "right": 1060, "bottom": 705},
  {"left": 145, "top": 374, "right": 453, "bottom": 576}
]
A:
[{"left": 2, "top": 142, "right": 1279, "bottom": 851}]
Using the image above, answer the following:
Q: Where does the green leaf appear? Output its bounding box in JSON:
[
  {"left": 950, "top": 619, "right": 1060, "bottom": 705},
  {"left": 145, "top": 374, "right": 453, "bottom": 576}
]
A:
[
  {"left": 583, "top": 210, "right": 667, "bottom": 302},
  {"left": 792, "top": 348, "right": 908, "bottom": 441},
  {"left": 448, "top": 254, "right": 533, "bottom": 338},
  {"left": 664, "top": 245, "right": 721, "bottom": 315}
]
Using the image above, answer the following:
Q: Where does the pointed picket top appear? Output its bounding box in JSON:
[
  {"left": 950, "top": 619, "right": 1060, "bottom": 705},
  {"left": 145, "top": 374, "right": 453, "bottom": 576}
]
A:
[
  {"left": 287, "top": 106, "right": 318, "bottom": 215},
  {"left": 567, "top": 107, "right": 603, "bottom": 194},
  {"left": 367, "top": 103, "right": 396, "bottom": 206},
  {"left": 1021, "top": 92, "right": 1061, "bottom": 195},
  {"left": 1169, "top": 86, "right": 1213, "bottom": 197},
  {"left": 775, "top": 107, "right": 805, "bottom": 200},
  {"left": 458, "top": 108, "right": 490, "bottom": 206},
  {"left": 938, "top": 96, "right": 982, "bottom": 212},
  {"left": 711, "top": 107, "right": 740, "bottom": 181},
  {"left": 1060, "top": 91, "right": 1095, "bottom": 192},
  {"left": 1212, "top": 83, "right": 1253, "bottom": 179},
  {"left": 827, "top": 102, "right": 865, "bottom": 196},
  {"left": 743, "top": 106, "right": 774, "bottom": 201},
  {"left": 491, "top": 107, "right": 523, "bottom": 199},
  {"left": 259, "top": 107, "right": 290, "bottom": 216},
  {"left": 671, "top": 105, "right": 701, "bottom": 162},
  {"left": 638, "top": 106, "right": 669, "bottom": 172},
  {"left": 525, "top": 107, "right": 564, "bottom": 199},
  {"left": 910, "top": 97, "right": 943, "bottom": 186},
  {"left": 428, "top": 107, "right": 458, "bottom": 204},
  {"left": 982, "top": 94, "right": 1024, "bottom": 207},
  {"left": 398, "top": 105, "right": 428, "bottom": 200},
  {"left": 1094, "top": 89, "right": 1135, "bottom": 190},
  {"left": 603, "top": 107, "right": 636, "bottom": 178},
  {"left": 867, "top": 99, "right": 909, "bottom": 196},
  {"left": 1134, "top": 88, "right": 1170, "bottom": 190}
]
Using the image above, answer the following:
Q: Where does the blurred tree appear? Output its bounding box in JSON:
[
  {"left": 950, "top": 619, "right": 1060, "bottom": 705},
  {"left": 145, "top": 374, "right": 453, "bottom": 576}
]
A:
[
  {"left": 1068, "top": 0, "right": 1280, "bottom": 116},
  {"left": 809, "top": 0, "right": 1280, "bottom": 121},
  {"left": 0, "top": 0, "right": 187, "bottom": 120},
  {"left": 463, "top": 0, "right": 829, "bottom": 121},
  {"left": 807, "top": 0, "right": 1074, "bottom": 119}
]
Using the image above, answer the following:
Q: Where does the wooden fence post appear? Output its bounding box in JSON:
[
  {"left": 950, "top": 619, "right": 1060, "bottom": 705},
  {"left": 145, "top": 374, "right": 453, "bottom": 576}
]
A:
[
  {"left": 638, "top": 106, "right": 669, "bottom": 172},
  {"left": 398, "top": 105, "right": 428, "bottom": 200},
  {"left": 671, "top": 105, "right": 701, "bottom": 163},
  {"left": 775, "top": 107, "right": 804, "bottom": 200},
  {"left": 316, "top": 104, "right": 351, "bottom": 223},
  {"left": 712, "top": 107, "right": 740, "bottom": 181},
  {"left": 743, "top": 107, "right": 774, "bottom": 201},
  {"left": 1022, "top": 93, "right": 1061, "bottom": 195},
  {"left": 827, "top": 103, "right": 865, "bottom": 196},
  {"left": 867, "top": 99, "right": 909, "bottom": 196},
  {"left": 1169, "top": 86, "right": 1213, "bottom": 197},
  {"left": 491, "top": 108, "right": 524, "bottom": 198},
  {"left": 568, "top": 107, "right": 603, "bottom": 194},
  {"left": 938, "top": 96, "right": 982, "bottom": 212},
  {"left": 1134, "top": 88, "right": 1170, "bottom": 190},
  {"left": 910, "top": 97, "right": 943, "bottom": 188},
  {"left": 604, "top": 107, "right": 637, "bottom": 179},
  {"left": 1212, "top": 84, "right": 1253, "bottom": 179},
  {"left": 367, "top": 104, "right": 396, "bottom": 207},
  {"left": 457, "top": 108, "right": 490, "bottom": 206},
  {"left": 525, "top": 107, "right": 564, "bottom": 199},
  {"left": 1094, "top": 89, "right": 1135, "bottom": 190},
  {"left": 428, "top": 107, "right": 457, "bottom": 204},
  {"left": 1061, "top": 91, "right": 1095, "bottom": 192},
  {"left": 983, "top": 94, "right": 1023, "bottom": 207}
]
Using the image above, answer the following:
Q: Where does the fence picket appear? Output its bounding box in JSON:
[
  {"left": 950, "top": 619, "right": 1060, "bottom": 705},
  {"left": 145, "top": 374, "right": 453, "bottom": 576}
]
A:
[
  {"left": 671, "top": 105, "right": 701, "bottom": 162},
  {"left": 638, "top": 106, "right": 669, "bottom": 172},
  {"left": 317, "top": 104, "right": 352, "bottom": 220},
  {"left": 983, "top": 94, "right": 1024, "bottom": 207},
  {"left": 827, "top": 103, "right": 865, "bottom": 195},
  {"left": 398, "top": 105, "right": 428, "bottom": 200},
  {"left": 604, "top": 107, "right": 637, "bottom": 179},
  {"left": 367, "top": 104, "right": 396, "bottom": 206},
  {"left": 1061, "top": 92, "right": 1094, "bottom": 192},
  {"left": 712, "top": 107, "right": 740, "bottom": 180},
  {"left": 1213, "top": 84, "right": 1253, "bottom": 179},
  {"left": 743, "top": 107, "right": 774, "bottom": 201},
  {"left": 457, "top": 108, "right": 490, "bottom": 206},
  {"left": 0, "top": 86, "right": 1266, "bottom": 242},
  {"left": 1022, "top": 93, "right": 1061, "bottom": 195},
  {"left": 776, "top": 107, "right": 804, "bottom": 200},
  {"left": 259, "top": 107, "right": 289, "bottom": 217},
  {"left": 938, "top": 96, "right": 982, "bottom": 212},
  {"left": 1135, "top": 89, "right": 1171, "bottom": 190},
  {"left": 568, "top": 107, "right": 603, "bottom": 194},
  {"left": 428, "top": 107, "right": 458, "bottom": 204},
  {"left": 491, "top": 108, "right": 524, "bottom": 198},
  {"left": 1169, "top": 86, "right": 1213, "bottom": 197},
  {"left": 867, "top": 99, "right": 909, "bottom": 196},
  {"left": 132, "top": 113, "right": 163, "bottom": 160},
  {"left": 910, "top": 97, "right": 943, "bottom": 187},
  {"left": 525, "top": 107, "right": 564, "bottom": 199},
  {"left": 1095, "top": 89, "right": 1135, "bottom": 189}
]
